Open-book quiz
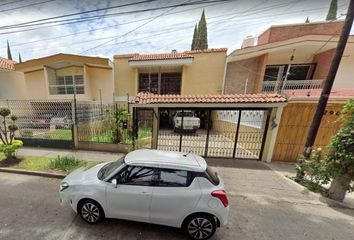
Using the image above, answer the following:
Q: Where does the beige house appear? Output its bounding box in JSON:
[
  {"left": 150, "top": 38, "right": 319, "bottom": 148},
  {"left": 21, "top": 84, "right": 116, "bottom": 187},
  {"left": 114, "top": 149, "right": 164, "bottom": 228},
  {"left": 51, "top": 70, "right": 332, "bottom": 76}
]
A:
[
  {"left": 0, "top": 57, "right": 27, "bottom": 100},
  {"left": 113, "top": 48, "right": 227, "bottom": 101},
  {"left": 14, "top": 53, "right": 114, "bottom": 103},
  {"left": 224, "top": 20, "right": 354, "bottom": 94}
]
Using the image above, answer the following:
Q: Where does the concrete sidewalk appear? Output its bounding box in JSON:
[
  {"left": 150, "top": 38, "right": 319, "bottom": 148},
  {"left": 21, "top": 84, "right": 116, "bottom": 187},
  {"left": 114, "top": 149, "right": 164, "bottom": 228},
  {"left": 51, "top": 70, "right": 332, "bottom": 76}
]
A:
[
  {"left": 16, "top": 147, "right": 124, "bottom": 162},
  {"left": 266, "top": 161, "right": 354, "bottom": 209}
]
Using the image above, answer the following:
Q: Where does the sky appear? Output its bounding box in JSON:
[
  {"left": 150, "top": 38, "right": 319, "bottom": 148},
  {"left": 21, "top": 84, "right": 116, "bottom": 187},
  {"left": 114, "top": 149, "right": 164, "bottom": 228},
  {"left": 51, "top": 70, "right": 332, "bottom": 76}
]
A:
[{"left": 0, "top": 0, "right": 351, "bottom": 61}]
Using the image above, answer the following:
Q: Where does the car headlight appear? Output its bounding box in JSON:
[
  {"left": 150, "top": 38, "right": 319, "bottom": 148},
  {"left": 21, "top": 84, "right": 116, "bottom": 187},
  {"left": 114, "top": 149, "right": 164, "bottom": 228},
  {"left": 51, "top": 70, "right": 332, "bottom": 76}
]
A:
[{"left": 60, "top": 182, "right": 69, "bottom": 192}]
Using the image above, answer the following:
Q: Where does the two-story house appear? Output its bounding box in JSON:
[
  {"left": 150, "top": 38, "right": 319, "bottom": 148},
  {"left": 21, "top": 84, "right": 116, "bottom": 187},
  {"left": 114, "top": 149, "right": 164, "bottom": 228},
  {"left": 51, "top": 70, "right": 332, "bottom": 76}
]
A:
[
  {"left": 224, "top": 20, "right": 354, "bottom": 94},
  {"left": 113, "top": 48, "right": 227, "bottom": 102},
  {"left": 223, "top": 20, "right": 354, "bottom": 162},
  {"left": 14, "top": 53, "right": 114, "bottom": 103}
]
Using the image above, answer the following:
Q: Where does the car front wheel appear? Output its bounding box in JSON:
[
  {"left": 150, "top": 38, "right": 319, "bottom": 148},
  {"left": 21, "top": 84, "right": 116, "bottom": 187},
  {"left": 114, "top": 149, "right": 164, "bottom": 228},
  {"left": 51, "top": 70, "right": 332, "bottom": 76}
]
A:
[
  {"left": 184, "top": 214, "right": 216, "bottom": 240},
  {"left": 79, "top": 200, "right": 104, "bottom": 224}
]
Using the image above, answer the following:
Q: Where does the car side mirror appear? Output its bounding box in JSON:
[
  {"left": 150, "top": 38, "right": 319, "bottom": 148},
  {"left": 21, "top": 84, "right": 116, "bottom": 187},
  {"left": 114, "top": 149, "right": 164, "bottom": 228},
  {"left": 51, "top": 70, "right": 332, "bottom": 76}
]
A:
[{"left": 111, "top": 179, "right": 118, "bottom": 188}]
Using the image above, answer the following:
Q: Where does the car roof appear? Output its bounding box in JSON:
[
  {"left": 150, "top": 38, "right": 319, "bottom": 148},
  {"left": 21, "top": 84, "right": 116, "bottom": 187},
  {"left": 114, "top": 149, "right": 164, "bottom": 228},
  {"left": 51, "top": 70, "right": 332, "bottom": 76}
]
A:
[{"left": 124, "top": 149, "right": 207, "bottom": 172}]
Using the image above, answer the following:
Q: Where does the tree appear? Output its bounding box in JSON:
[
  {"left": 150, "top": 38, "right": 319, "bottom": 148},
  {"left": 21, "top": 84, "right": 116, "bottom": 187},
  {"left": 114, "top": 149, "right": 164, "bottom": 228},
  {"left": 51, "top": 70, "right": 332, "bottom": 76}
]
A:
[
  {"left": 295, "top": 99, "right": 354, "bottom": 202},
  {"left": 7, "top": 40, "right": 12, "bottom": 60},
  {"left": 0, "top": 107, "right": 23, "bottom": 159},
  {"left": 18, "top": 52, "right": 22, "bottom": 63},
  {"left": 305, "top": 16, "right": 310, "bottom": 23},
  {"left": 191, "top": 24, "right": 198, "bottom": 50},
  {"left": 326, "top": 99, "right": 354, "bottom": 201},
  {"left": 197, "top": 10, "right": 208, "bottom": 50},
  {"left": 326, "top": 0, "right": 337, "bottom": 21}
]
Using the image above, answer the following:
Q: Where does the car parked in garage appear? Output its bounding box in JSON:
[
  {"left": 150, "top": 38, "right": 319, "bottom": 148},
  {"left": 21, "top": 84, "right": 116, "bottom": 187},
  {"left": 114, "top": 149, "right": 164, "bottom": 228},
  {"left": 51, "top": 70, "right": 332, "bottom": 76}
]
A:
[
  {"left": 173, "top": 110, "right": 200, "bottom": 133},
  {"left": 59, "top": 149, "right": 229, "bottom": 240}
]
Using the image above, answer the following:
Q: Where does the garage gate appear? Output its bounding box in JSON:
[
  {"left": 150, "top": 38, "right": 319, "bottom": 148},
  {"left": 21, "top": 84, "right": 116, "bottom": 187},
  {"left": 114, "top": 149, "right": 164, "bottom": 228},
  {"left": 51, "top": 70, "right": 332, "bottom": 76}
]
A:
[{"left": 156, "top": 108, "right": 270, "bottom": 160}]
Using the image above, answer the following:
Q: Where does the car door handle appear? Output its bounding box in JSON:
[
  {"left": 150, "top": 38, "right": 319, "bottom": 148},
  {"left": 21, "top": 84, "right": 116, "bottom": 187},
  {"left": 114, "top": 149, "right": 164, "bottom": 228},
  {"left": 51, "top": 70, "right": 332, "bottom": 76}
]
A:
[{"left": 140, "top": 191, "right": 151, "bottom": 196}]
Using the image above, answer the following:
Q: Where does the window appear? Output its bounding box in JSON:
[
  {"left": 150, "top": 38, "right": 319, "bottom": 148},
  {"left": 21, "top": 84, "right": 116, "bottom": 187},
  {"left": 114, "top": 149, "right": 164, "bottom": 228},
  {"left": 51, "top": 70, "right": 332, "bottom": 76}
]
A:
[
  {"left": 138, "top": 72, "right": 181, "bottom": 95},
  {"left": 117, "top": 166, "right": 154, "bottom": 186},
  {"left": 49, "top": 75, "right": 85, "bottom": 95},
  {"left": 160, "top": 72, "right": 181, "bottom": 94},
  {"left": 156, "top": 169, "right": 188, "bottom": 187},
  {"left": 138, "top": 73, "right": 158, "bottom": 93},
  {"left": 264, "top": 64, "right": 315, "bottom": 82}
]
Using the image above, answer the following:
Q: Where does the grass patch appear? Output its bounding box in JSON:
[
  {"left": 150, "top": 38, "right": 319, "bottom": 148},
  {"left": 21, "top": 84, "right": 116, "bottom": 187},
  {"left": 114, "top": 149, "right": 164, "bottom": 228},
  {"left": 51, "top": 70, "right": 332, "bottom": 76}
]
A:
[
  {"left": 0, "top": 154, "right": 102, "bottom": 174},
  {"left": 291, "top": 177, "right": 328, "bottom": 196},
  {"left": 36, "top": 129, "right": 72, "bottom": 140}
]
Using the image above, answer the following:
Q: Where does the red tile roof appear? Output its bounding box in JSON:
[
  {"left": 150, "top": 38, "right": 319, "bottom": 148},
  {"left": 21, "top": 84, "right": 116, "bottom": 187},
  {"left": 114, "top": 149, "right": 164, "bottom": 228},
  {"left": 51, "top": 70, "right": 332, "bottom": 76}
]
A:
[
  {"left": 114, "top": 48, "right": 227, "bottom": 61},
  {"left": 0, "top": 57, "right": 16, "bottom": 71},
  {"left": 284, "top": 88, "right": 354, "bottom": 101},
  {"left": 130, "top": 92, "right": 287, "bottom": 105},
  {"left": 184, "top": 48, "right": 228, "bottom": 54}
]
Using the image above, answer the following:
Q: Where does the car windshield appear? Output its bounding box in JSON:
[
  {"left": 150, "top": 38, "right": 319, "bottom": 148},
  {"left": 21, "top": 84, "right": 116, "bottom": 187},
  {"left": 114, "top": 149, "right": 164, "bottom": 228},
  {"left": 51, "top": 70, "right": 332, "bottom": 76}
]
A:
[
  {"left": 97, "top": 158, "right": 124, "bottom": 180},
  {"left": 177, "top": 112, "right": 194, "bottom": 117}
]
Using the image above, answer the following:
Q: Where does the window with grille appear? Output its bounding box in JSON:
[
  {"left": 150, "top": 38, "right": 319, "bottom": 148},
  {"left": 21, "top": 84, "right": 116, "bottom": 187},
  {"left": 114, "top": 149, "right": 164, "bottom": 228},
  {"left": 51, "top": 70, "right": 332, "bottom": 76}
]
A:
[
  {"left": 138, "top": 73, "right": 158, "bottom": 93},
  {"left": 138, "top": 72, "right": 181, "bottom": 95},
  {"left": 161, "top": 72, "right": 181, "bottom": 94},
  {"left": 264, "top": 64, "right": 315, "bottom": 82},
  {"left": 49, "top": 75, "right": 85, "bottom": 95}
]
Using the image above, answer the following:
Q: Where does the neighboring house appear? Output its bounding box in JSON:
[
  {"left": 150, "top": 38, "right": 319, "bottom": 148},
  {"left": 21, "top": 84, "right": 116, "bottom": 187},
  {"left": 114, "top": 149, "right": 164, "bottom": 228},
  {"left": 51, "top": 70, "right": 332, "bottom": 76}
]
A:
[
  {"left": 14, "top": 53, "right": 114, "bottom": 102},
  {"left": 0, "top": 57, "right": 27, "bottom": 100},
  {"left": 223, "top": 20, "right": 354, "bottom": 162},
  {"left": 224, "top": 20, "right": 354, "bottom": 94},
  {"left": 113, "top": 48, "right": 227, "bottom": 101}
]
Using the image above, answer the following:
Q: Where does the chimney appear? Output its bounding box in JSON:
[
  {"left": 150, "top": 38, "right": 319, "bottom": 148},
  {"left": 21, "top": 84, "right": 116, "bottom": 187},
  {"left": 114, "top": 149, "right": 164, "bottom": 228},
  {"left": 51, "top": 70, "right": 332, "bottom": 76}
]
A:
[{"left": 241, "top": 36, "right": 256, "bottom": 48}]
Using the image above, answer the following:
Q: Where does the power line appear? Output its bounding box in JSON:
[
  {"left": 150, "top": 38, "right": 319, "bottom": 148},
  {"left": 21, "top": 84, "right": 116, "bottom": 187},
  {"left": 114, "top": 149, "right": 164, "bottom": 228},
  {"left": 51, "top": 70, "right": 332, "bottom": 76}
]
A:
[
  {"left": 0, "top": 0, "right": 237, "bottom": 35},
  {"left": 0, "top": 0, "right": 235, "bottom": 32},
  {"left": 5, "top": 1, "right": 334, "bottom": 55},
  {"left": 80, "top": 0, "right": 196, "bottom": 54},
  {"left": 0, "top": 0, "right": 56, "bottom": 13},
  {"left": 0, "top": 0, "right": 28, "bottom": 8}
]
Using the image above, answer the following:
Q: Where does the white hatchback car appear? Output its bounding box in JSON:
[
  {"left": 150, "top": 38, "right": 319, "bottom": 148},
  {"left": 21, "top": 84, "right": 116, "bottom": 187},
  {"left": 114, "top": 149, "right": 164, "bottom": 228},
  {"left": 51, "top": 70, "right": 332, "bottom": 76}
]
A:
[{"left": 59, "top": 149, "right": 229, "bottom": 240}]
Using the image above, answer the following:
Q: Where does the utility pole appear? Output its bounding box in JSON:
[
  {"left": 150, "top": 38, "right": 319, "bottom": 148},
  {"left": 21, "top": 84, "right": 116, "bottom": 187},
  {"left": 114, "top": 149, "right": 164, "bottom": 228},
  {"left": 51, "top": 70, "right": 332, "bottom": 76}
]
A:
[{"left": 302, "top": 0, "right": 354, "bottom": 159}]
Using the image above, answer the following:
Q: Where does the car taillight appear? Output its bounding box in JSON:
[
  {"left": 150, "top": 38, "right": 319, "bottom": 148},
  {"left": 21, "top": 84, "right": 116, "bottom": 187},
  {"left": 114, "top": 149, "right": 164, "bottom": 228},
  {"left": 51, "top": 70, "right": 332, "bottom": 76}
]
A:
[{"left": 211, "top": 190, "right": 229, "bottom": 207}]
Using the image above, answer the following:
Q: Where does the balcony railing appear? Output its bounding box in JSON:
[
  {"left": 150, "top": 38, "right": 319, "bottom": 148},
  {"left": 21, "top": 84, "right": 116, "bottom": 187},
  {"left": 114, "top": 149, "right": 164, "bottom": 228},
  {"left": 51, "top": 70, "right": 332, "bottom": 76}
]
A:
[{"left": 262, "top": 79, "right": 324, "bottom": 92}]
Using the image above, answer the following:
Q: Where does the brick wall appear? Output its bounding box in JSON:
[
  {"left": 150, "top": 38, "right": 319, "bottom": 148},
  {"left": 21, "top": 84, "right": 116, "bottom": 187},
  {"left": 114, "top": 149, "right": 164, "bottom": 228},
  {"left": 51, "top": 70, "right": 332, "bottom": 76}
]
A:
[
  {"left": 224, "top": 57, "right": 259, "bottom": 94},
  {"left": 258, "top": 21, "right": 344, "bottom": 45},
  {"left": 312, "top": 48, "right": 335, "bottom": 79}
]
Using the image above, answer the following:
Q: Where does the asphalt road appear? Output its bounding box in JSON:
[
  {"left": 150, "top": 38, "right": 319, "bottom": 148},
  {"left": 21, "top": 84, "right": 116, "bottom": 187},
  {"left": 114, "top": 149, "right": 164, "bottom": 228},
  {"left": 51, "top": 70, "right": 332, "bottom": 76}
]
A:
[{"left": 1, "top": 159, "right": 354, "bottom": 240}]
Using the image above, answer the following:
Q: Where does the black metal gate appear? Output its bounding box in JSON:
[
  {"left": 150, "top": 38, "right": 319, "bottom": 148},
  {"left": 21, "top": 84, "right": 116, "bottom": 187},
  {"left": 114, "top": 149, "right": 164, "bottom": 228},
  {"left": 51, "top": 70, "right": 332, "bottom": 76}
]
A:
[{"left": 156, "top": 108, "right": 270, "bottom": 160}]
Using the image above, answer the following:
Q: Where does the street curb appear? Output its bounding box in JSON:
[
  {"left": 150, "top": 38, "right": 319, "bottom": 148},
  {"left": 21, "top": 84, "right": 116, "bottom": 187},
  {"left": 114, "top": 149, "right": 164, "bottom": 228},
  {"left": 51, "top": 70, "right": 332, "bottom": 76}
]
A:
[
  {"left": 0, "top": 167, "right": 66, "bottom": 179},
  {"left": 263, "top": 163, "right": 354, "bottom": 210}
]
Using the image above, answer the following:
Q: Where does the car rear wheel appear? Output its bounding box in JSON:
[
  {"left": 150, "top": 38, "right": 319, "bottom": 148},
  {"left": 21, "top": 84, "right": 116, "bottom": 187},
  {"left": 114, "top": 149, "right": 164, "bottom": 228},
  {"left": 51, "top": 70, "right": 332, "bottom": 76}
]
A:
[
  {"left": 79, "top": 200, "right": 104, "bottom": 224},
  {"left": 184, "top": 214, "right": 216, "bottom": 240}
]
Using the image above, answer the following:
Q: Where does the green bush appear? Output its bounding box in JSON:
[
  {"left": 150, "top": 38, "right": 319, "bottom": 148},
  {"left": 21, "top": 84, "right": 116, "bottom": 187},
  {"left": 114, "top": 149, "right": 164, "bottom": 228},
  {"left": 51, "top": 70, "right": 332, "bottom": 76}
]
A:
[
  {"left": 49, "top": 155, "right": 80, "bottom": 172},
  {"left": 19, "top": 129, "right": 34, "bottom": 138},
  {"left": 0, "top": 140, "right": 23, "bottom": 159}
]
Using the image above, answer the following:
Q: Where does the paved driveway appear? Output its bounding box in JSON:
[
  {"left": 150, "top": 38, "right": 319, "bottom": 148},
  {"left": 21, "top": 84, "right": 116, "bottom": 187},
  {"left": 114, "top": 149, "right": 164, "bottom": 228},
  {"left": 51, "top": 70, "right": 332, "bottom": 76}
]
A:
[{"left": 0, "top": 159, "right": 354, "bottom": 240}]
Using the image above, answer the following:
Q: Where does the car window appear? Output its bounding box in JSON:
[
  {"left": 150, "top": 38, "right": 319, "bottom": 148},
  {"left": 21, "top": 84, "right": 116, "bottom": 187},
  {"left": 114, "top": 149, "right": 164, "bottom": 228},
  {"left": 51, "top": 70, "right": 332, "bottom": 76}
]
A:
[
  {"left": 118, "top": 166, "right": 154, "bottom": 186},
  {"left": 157, "top": 169, "right": 188, "bottom": 187}
]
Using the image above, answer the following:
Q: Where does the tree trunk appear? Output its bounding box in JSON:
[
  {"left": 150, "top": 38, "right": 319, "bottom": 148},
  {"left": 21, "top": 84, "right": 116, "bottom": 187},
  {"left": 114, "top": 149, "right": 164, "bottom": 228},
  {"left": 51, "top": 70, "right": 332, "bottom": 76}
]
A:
[{"left": 327, "top": 173, "right": 352, "bottom": 201}]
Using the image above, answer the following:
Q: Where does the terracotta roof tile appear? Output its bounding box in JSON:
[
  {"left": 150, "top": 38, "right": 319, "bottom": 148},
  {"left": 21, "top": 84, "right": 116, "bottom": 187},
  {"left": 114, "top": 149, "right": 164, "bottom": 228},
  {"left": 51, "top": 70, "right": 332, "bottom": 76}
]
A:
[
  {"left": 184, "top": 48, "right": 228, "bottom": 54},
  {"left": 128, "top": 52, "right": 193, "bottom": 61},
  {"left": 114, "top": 48, "right": 227, "bottom": 61},
  {"left": 130, "top": 92, "right": 287, "bottom": 105},
  {"left": 0, "top": 57, "right": 16, "bottom": 71}
]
